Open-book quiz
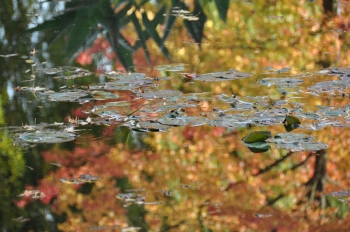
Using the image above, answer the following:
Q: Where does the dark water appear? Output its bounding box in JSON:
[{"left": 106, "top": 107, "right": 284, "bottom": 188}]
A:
[{"left": 1, "top": 0, "right": 350, "bottom": 231}]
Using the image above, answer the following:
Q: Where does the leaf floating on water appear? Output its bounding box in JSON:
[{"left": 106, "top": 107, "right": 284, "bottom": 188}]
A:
[
  {"left": 242, "top": 131, "right": 272, "bottom": 143},
  {"left": 138, "top": 90, "right": 182, "bottom": 99},
  {"left": 133, "top": 121, "right": 172, "bottom": 132},
  {"left": 266, "top": 133, "right": 313, "bottom": 143},
  {"left": 245, "top": 142, "right": 271, "bottom": 153},
  {"left": 12, "top": 216, "right": 30, "bottom": 223},
  {"left": 276, "top": 67, "right": 291, "bottom": 73},
  {"left": 284, "top": 115, "right": 301, "bottom": 132},
  {"left": 274, "top": 141, "right": 328, "bottom": 151},
  {"left": 48, "top": 91, "right": 89, "bottom": 102},
  {"left": 1, "top": 53, "right": 18, "bottom": 58},
  {"left": 25, "top": 59, "right": 35, "bottom": 64},
  {"left": 260, "top": 78, "right": 303, "bottom": 87},
  {"left": 60, "top": 174, "right": 101, "bottom": 184},
  {"left": 19, "top": 131, "right": 76, "bottom": 143},
  {"left": 91, "top": 91, "right": 119, "bottom": 100},
  {"left": 195, "top": 69, "right": 253, "bottom": 82}
]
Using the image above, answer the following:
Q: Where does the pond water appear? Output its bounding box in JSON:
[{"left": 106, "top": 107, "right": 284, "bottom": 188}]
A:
[{"left": 1, "top": 0, "right": 350, "bottom": 231}]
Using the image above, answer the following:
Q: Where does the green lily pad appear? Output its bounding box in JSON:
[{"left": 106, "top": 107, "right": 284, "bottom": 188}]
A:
[
  {"left": 19, "top": 131, "right": 76, "bottom": 143},
  {"left": 284, "top": 115, "right": 301, "bottom": 132},
  {"left": 242, "top": 131, "right": 272, "bottom": 143},
  {"left": 244, "top": 142, "right": 271, "bottom": 153}
]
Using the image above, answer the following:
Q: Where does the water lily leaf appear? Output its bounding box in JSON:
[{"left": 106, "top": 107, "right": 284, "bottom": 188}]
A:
[
  {"left": 195, "top": 69, "right": 253, "bottom": 82},
  {"left": 134, "top": 121, "right": 172, "bottom": 132},
  {"left": 138, "top": 90, "right": 182, "bottom": 99},
  {"left": 91, "top": 91, "right": 119, "bottom": 100},
  {"left": 266, "top": 133, "right": 313, "bottom": 143},
  {"left": 48, "top": 91, "right": 89, "bottom": 102},
  {"left": 259, "top": 78, "right": 303, "bottom": 87},
  {"left": 244, "top": 142, "right": 271, "bottom": 153},
  {"left": 158, "top": 117, "right": 186, "bottom": 126},
  {"left": 273, "top": 141, "right": 328, "bottom": 151},
  {"left": 242, "top": 131, "right": 272, "bottom": 143},
  {"left": 19, "top": 131, "right": 76, "bottom": 143},
  {"left": 276, "top": 67, "right": 291, "bottom": 73},
  {"left": 284, "top": 115, "right": 301, "bottom": 132}
]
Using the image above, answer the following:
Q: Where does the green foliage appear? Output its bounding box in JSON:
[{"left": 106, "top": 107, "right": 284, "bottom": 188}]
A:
[{"left": 27, "top": 0, "right": 229, "bottom": 70}]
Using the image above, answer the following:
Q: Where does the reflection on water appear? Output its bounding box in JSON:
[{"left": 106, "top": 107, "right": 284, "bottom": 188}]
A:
[{"left": 1, "top": 0, "right": 350, "bottom": 231}]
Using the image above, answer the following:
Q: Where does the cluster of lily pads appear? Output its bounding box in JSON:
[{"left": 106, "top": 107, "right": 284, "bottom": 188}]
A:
[{"left": 16, "top": 65, "right": 350, "bottom": 153}]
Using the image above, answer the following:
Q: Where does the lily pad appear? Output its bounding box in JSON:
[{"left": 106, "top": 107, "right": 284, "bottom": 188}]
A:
[
  {"left": 91, "top": 91, "right": 120, "bottom": 100},
  {"left": 259, "top": 78, "right": 303, "bottom": 87},
  {"left": 133, "top": 121, "right": 172, "bottom": 132},
  {"left": 244, "top": 142, "right": 271, "bottom": 153},
  {"left": 48, "top": 91, "right": 88, "bottom": 102},
  {"left": 194, "top": 69, "right": 253, "bottom": 82},
  {"left": 19, "top": 131, "right": 76, "bottom": 143},
  {"left": 266, "top": 133, "right": 313, "bottom": 143},
  {"left": 138, "top": 90, "right": 182, "bottom": 99},
  {"left": 273, "top": 141, "right": 328, "bottom": 151},
  {"left": 242, "top": 131, "right": 272, "bottom": 143},
  {"left": 283, "top": 115, "right": 301, "bottom": 132}
]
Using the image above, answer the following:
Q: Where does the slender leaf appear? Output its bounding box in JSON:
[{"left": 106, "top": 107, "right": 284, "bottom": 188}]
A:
[
  {"left": 183, "top": 0, "right": 207, "bottom": 46},
  {"left": 65, "top": 10, "right": 94, "bottom": 54},
  {"left": 214, "top": 0, "right": 230, "bottom": 22},
  {"left": 142, "top": 10, "right": 171, "bottom": 60},
  {"left": 130, "top": 13, "right": 151, "bottom": 64}
]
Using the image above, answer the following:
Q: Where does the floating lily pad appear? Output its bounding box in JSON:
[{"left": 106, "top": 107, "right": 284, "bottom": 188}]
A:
[
  {"left": 259, "top": 78, "right": 303, "bottom": 87},
  {"left": 41, "top": 66, "right": 91, "bottom": 79},
  {"left": 91, "top": 91, "right": 120, "bottom": 100},
  {"left": 283, "top": 115, "right": 301, "bottom": 132},
  {"left": 273, "top": 141, "right": 328, "bottom": 151},
  {"left": 138, "top": 90, "right": 182, "bottom": 99},
  {"left": 48, "top": 91, "right": 88, "bottom": 102},
  {"left": 244, "top": 142, "right": 271, "bottom": 153},
  {"left": 19, "top": 131, "right": 76, "bottom": 143},
  {"left": 266, "top": 133, "right": 313, "bottom": 143},
  {"left": 158, "top": 117, "right": 187, "bottom": 126},
  {"left": 242, "top": 131, "right": 272, "bottom": 143},
  {"left": 307, "top": 80, "right": 350, "bottom": 94},
  {"left": 195, "top": 69, "right": 253, "bottom": 82},
  {"left": 133, "top": 121, "right": 172, "bottom": 132}
]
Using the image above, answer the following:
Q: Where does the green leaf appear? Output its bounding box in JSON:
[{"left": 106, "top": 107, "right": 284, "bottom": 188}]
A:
[
  {"left": 183, "top": 0, "right": 207, "bottom": 46},
  {"left": 244, "top": 142, "right": 271, "bottom": 153},
  {"left": 65, "top": 10, "right": 94, "bottom": 54},
  {"left": 160, "top": 13, "right": 176, "bottom": 49},
  {"left": 284, "top": 115, "right": 301, "bottom": 132},
  {"left": 141, "top": 10, "right": 171, "bottom": 60},
  {"left": 242, "top": 131, "right": 272, "bottom": 143},
  {"left": 214, "top": 0, "right": 230, "bottom": 22}
]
